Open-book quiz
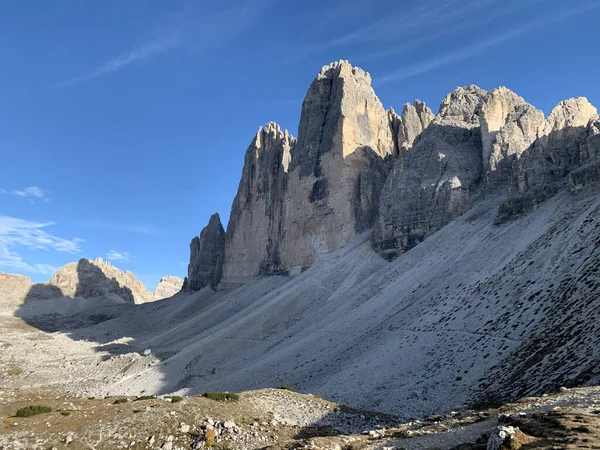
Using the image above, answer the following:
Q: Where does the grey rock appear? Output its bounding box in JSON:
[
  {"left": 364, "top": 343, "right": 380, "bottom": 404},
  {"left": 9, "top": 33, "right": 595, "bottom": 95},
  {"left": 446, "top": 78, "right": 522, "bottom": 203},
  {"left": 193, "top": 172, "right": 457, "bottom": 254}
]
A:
[
  {"left": 279, "top": 60, "right": 395, "bottom": 272},
  {"left": 373, "top": 85, "right": 487, "bottom": 260},
  {"left": 220, "top": 123, "right": 295, "bottom": 288},
  {"left": 388, "top": 100, "right": 434, "bottom": 155},
  {"left": 153, "top": 276, "right": 184, "bottom": 300},
  {"left": 185, "top": 214, "right": 226, "bottom": 291}
]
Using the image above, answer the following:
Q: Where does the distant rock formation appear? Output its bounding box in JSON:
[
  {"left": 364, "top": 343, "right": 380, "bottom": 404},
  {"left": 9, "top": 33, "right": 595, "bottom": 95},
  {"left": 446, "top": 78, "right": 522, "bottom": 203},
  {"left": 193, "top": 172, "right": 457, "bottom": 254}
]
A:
[
  {"left": 184, "top": 213, "right": 226, "bottom": 291},
  {"left": 0, "top": 270, "right": 32, "bottom": 312},
  {"left": 220, "top": 123, "right": 295, "bottom": 288},
  {"left": 0, "top": 258, "right": 161, "bottom": 311},
  {"left": 49, "top": 258, "right": 154, "bottom": 304},
  {"left": 153, "top": 276, "right": 184, "bottom": 300}
]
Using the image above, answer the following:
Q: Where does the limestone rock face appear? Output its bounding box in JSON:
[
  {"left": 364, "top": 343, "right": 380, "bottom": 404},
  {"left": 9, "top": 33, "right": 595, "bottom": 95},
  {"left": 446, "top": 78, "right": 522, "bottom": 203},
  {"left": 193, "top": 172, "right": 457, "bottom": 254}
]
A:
[
  {"left": 478, "top": 87, "right": 544, "bottom": 187},
  {"left": 373, "top": 85, "right": 487, "bottom": 260},
  {"left": 498, "top": 98, "right": 597, "bottom": 221},
  {"left": 153, "top": 276, "right": 184, "bottom": 300},
  {"left": 49, "top": 258, "right": 154, "bottom": 304},
  {"left": 0, "top": 270, "right": 32, "bottom": 311},
  {"left": 185, "top": 213, "right": 226, "bottom": 291},
  {"left": 220, "top": 123, "right": 295, "bottom": 288},
  {"left": 388, "top": 100, "right": 434, "bottom": 154},
  {"left": 279, "top": 60, "right": 395, "bottom": 272}
]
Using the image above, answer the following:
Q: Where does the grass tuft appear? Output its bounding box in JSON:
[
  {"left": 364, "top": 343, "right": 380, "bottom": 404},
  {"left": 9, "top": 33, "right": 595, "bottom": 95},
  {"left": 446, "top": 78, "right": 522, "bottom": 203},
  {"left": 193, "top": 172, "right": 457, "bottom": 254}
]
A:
[
  {"left": 202, "top": 391, "right": 240, "bottom": 401},
  {"left": 15, "top": 405, "right": 52, "bottom": 417},
  {"left": 278, "top": 385, "right": 296, "bottom": 392},
  {"left": 113, "top": 398, "right": 128, "bottom": 405}
]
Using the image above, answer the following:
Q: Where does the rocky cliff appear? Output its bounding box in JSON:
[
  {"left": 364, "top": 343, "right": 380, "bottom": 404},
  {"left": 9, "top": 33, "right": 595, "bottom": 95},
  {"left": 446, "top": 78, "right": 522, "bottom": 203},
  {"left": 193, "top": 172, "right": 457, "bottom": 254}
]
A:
[
  {"left": 186, "top": 60, "right": 599, "bottom": 287},
  {"left": 374, "top": 85, "right": 598, "bottom": 259},
  {"left": 220, "top": 123, "right": 295, "bottom": 288},
  {"left": 153, "top": 275, "right": 184, "bottom": 300},
  {"left": 278, "top": 61, "right": 396, "bottom": 273},
  {"left": 49, "top": 257, "right": 154, "bottom": 304},
  {"left": 184, "top": 213, "right": 226, "bottom": 291},
  {"left": 0, "top": 258, "right": 159, "bottom": 311}
]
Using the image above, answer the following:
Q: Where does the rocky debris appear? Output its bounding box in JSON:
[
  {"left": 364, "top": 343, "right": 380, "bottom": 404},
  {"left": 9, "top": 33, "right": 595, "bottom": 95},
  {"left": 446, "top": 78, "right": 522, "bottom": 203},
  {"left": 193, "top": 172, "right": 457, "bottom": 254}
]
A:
[
  {"left": 220, "top": 122, "right": 295, "bottom": 288},
  {"left": 184, "top": 213, "right": 226, "bottom": 291},
  {"left": 373, "top": 85, "right": 488, "bottom": 260},
  {"left": 279, "top": 60, "right": 395, "bottom": 273},
  {"left": 153, "top": 276, "right": 184, "bottom": 300},
  {"left": 49, "top": 257, "right": 155, "bottom": 304},
  {"left": 388, "top": 100, "right": 435, "bottom": 155}
]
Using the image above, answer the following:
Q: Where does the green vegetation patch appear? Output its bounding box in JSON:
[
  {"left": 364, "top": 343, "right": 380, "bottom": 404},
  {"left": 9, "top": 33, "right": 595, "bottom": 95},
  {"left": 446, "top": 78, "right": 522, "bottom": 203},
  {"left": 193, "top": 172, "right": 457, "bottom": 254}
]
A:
[
  {"left": 15, "top": 405, "right": 52, "bottom": 417},
  {"left": 113, "top": 398, "right": 129, "bottom": 404},
  {"left": 202, "top": 391, "right": 240, "bottom": 401},
  {"left": 278, "top": 385, "right": 296, "bottom": 392},
  {"left": 166, "top": 395, "right": 183, "bottom": 403},
  {"left": 134, "top": 395, "right": 156, "bottom": 401}
]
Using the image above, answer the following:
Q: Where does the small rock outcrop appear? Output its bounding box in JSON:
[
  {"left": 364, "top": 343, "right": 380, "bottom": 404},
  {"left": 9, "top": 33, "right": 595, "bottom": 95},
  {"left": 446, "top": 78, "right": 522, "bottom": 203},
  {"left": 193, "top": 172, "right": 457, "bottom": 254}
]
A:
[
  {"left": 184, "top": 214, "right": 226, "bottom": 291},
  {"left": 50, "top": 258, "right": 154, "bottom": 304},
  {"left": 279, "top": 60, "right": 395, "bottom": 273},
  {"left": 388, "top": 100, "right": 434, "bottom": 155},
  {"left": 220, "top": 123, "right": 295, "bottom": 288},
  {"left": 153, "top": 276, "right": 184, "bottom": 300},
  {"left": 0, "top": 270, "right": 32, "bottom": 311}
]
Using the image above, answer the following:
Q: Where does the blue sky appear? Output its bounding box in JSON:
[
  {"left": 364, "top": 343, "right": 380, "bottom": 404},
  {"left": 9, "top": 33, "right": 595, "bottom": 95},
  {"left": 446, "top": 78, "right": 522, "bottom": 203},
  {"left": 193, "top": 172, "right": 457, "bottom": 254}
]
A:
[{"left": 1, "top": 0, "right": 598, "bottom": 290}]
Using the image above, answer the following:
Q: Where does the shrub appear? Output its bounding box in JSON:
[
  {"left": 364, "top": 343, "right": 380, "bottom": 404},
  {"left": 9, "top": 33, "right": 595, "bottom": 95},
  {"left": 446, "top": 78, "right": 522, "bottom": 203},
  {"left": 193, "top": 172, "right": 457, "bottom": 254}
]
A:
[
  {"left": 113, "top": 398, "right": 128, "bottom": 405},
  {"left": 167, "top": 395, "right": 183, "bottom": 403},
  {"left": 60, "top": 411, "right": 71, "bottom": 416},
  {"left": 15, "top": 405, "right": 52, "bottom": 417},
  {"left": 278, "top": 386, "right": 295, "bottom": 392},
  {"left": 134, "top": 395, "right": 156, "bottom": 401},
  {"left": 205, "top": 428, "right": 216, "bottom": 446},
  {"left": 202, "top": 392, "right": 239, "bottom": 401}
]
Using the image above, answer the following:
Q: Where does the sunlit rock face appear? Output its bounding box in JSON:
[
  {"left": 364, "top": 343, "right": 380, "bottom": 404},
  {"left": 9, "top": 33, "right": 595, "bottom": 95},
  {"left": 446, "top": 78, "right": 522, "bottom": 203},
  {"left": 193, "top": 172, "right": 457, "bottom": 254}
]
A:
[{"left": 278, "top": 60, "right": 395, "bottom": 274}]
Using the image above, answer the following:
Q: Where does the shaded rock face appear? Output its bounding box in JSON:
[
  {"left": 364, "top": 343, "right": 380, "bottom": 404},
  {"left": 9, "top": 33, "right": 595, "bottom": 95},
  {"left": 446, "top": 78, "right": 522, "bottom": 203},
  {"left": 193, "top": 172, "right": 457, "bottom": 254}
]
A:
[
  {"left": 185, "top": 213, "right": 226, "bottom": 291},
  {"left": 153, "top": 276, "right": 184, "bottom": 300},
  {"left": 220, "top": 123, "right": 295, "bottom": 288},
  {"left": 497, "top": 98, "right": 597, "bottom": 222},
  {"left": 374, "top": 85, "right": 598, "bottom": 259},
  {"left": 50, "top": 258, "right": 152, "bottom": 304},
  {"left": 374, "top": 85, "right": 489, "bottom": 260},
  {"left": 279, "top": 60, "right": 395, "bottom": 273}
]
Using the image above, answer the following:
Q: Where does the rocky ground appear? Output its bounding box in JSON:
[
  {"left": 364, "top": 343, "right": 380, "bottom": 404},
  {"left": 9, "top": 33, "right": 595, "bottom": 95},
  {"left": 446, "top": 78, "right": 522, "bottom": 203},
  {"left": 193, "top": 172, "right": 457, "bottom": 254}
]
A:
[{"left": 3, "top": 314, "right": 600, "bottom": 449}]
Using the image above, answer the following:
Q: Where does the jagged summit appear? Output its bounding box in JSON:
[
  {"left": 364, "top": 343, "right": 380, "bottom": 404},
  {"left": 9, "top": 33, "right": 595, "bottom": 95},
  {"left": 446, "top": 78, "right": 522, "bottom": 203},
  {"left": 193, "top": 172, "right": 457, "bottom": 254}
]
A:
[
  {"left": 186, "top": 61, "right": 600, "bottom": 288},
  {"left": 316, "top": 59, "right": 372, "bottom": 85}
]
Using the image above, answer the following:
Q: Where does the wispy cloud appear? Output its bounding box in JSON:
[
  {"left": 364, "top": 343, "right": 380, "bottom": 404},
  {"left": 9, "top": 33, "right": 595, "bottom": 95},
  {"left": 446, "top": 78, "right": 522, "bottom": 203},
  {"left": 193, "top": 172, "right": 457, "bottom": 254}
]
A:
[
  {"left": 279, "top": 0, "right": 499, "bottom": 65},
  {"left": 106, "top": 250, "right": 132, "bottom": 263},
  {"left": 1, "top": 186, "right": 50, "bottom": 203},
  {"left": 376, "top": 3, "right": 600, "bottom": 85},
  {"left": 0, "top": 216, "right": 81, "bottom": 275},
  {"left": 82, "top": 220, "right": 157, "bottom": 235},
  {"left": 62, "top": 0, "right": 273, "bottom": 86}
]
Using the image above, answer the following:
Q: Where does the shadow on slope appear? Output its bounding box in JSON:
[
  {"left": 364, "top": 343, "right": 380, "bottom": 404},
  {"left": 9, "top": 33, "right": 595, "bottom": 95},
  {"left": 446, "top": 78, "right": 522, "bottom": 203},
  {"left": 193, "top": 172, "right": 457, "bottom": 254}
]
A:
[{"left": 11, "top": 188, "right": 600, "bottom": 420}]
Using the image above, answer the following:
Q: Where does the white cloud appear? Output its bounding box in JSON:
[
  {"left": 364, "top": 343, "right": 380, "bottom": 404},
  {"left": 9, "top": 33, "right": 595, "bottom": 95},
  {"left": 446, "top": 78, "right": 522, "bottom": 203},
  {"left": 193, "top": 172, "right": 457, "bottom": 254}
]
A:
[
  {"left": 0, "top": 216, "right": 81, "bottom": 275},
  {"left": 106, "top": 250, "right": 132, "bottom": 263},
  {"left": 62, "top": 0, "right": 273, "bottom": 86},
  {"left": 1, "top": 186, "right": 50, "bottom": 203}
]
